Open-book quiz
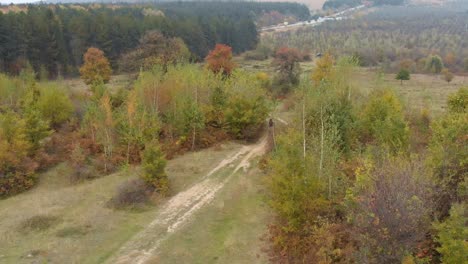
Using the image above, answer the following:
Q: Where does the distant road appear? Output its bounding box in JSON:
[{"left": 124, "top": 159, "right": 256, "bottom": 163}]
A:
[{"left": 260, "top": 5, "right": 366, "bottom": 32}]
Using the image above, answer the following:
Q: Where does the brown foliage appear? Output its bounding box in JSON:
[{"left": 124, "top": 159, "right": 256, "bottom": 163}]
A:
[
  {"left": 352, "top": 158, "right": 433, "bottom": 263},
  {"left": 441, "top": 68, "right": 454, "bottom": 83},
  {"left": 108, "top": 178, "right": 153, "bottom": 209},
  {"left": 267, "top": 221, "right": 358, "bottom": 264},
  {"left": 79, "top": 47, "right": 112, "bottom": 85}
]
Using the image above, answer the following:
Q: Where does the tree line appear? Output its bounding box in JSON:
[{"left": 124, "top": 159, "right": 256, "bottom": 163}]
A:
[{"left": 0, "top": 2, "right": 310, "bottom": 78}]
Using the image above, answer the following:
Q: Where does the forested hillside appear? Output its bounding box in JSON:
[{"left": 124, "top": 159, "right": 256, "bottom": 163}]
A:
[
  {"left": 262, "top": 5, "right": 468, "bottom": 74},
  {"left": 0, "top": 2, "right": 309, "bottom": 78}
]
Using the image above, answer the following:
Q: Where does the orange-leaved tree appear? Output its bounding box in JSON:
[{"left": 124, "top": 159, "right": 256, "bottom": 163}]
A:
[
  {"left": 79, "top": 47, "right": 112, "bottom": 85},
  {"left": 205, "top": 44, "right": 236, "bottom": 76}
]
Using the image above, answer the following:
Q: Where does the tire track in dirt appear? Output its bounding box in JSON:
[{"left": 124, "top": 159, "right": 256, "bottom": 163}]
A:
[{"left": 108, "top": 137, "right": 268, "bottom": 264}]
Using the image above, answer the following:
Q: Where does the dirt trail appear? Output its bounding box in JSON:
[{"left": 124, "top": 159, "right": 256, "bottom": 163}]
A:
[{"left": 108, "top": 136, "right": 268, "bottom": 264}]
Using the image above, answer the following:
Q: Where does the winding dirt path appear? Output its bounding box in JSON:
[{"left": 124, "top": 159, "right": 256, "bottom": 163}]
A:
[{"left": 107, "top": 137, "right": 268, "bottom": 264}]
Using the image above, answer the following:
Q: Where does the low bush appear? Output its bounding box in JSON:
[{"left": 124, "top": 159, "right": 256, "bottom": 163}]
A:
[
  {"left": 108, "top": 178, "right": 153, "bottom": 209},
  {"left": 56, "top": 226, "right": 90, "bottom": 238},
  {"left": 19, "top": 215, "right": 60, "bottom": 232}
]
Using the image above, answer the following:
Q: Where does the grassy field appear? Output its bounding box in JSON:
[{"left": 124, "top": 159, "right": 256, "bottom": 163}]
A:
[
  {"left": 0, "top": 142, "right": 261, "bottom": 264},
  {"left": 236, "top": 57, "right": 466, "bottom": 115},
  {"left": 352, "top": 68, "right": 466, "bottom": 115}
]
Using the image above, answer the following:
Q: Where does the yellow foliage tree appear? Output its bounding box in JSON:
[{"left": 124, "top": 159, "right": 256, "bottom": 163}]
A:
[
  {"left": 79, "top": 47, "right": 112, "bottom": 85},
  {"left": 311, "top": 53, "right": 335, "bottom": 86}
]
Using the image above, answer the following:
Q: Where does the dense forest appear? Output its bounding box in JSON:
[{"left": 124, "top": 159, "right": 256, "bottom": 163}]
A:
[
  {"left": 0, "top": 2, "right": 309, "bottom": 77},
  {"left": 262, "top": 5, "right": 468, "bottom": 74}
]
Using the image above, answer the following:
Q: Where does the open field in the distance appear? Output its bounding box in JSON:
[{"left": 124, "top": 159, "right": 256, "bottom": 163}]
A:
[
  {"left": 236, "top": 57, "right": 466, "bottom": 115},
  {"left": 256, "top": 0, "right": 326, "bottom": 10}
]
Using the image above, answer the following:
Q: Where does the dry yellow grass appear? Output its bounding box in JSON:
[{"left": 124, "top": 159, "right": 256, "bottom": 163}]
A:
[
  {"left": 0, "top": 142, "right": 248, "bottom": 264},
  {"left": 352, "top": 68, "right": 467, "bottom": 115}
]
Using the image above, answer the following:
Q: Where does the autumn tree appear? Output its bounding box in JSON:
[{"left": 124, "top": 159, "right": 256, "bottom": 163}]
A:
[
  {"left": 119, "top": 31, "right": 190, "bottom": 72},
  {"left": 97, "top": 93, "right": 115, "bottom": 173},
  {"left": 142, "top": 140, "right": 168, "bottom": 195},
  {"left": 311, "top": 52, "right": 335, "bottom": 85},
  {"left": 442, "top": 68, "right": 454, "bottom": 84},
  {"left": 79, "top": 47, "right": 112, "bottom": 86},
  {"left": 443, "top": 51, "right": 456, "bottom": 68},
  {"left": 430, "top": 88, "right": 467, "bottom": 218},
  {"left": 205, "top": 44, "right": 236, "bottom": 76},
  {"left": 272, "top": 46, "right": 302, "bottom": 93},
  {"left": 0, "top": 112, "right": 37, "bottom": 196},
  {"left": 396, "top": 68, "right": 410, "bottom": 85},
  {"left": 117, "top": 90, "right": 160, "bottom": 163}
]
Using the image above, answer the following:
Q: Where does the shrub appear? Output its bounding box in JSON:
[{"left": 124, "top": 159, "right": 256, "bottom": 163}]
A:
[
  {"left": 19, "top": 215, "right": 60, "bottom": 232},
  {"left": 108, "top": 178, "right": 152, "bottom": 209},
  {"left": 243, "top": 50, "right": 268, "bottom": 61},
  {"left": 433, "top": 203, "right": 468, "bottom": 264},
  {"left": 56, "top": 226, "right": 89, "bottom": 237},
  {"left": 346, "top": 157, "right": 433, "bottom": 263},
  {"left": 358, "top": 89, "right": 409, "bottom": 153},
  {"left": 442, "top": 68, "right": 454, "bottom": 83},
  {"left": 447, "top": 87, "right": 467, "bottom": 114},
  {"left": 37, "top": 84, "right": 73, "bottom": 127}
]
